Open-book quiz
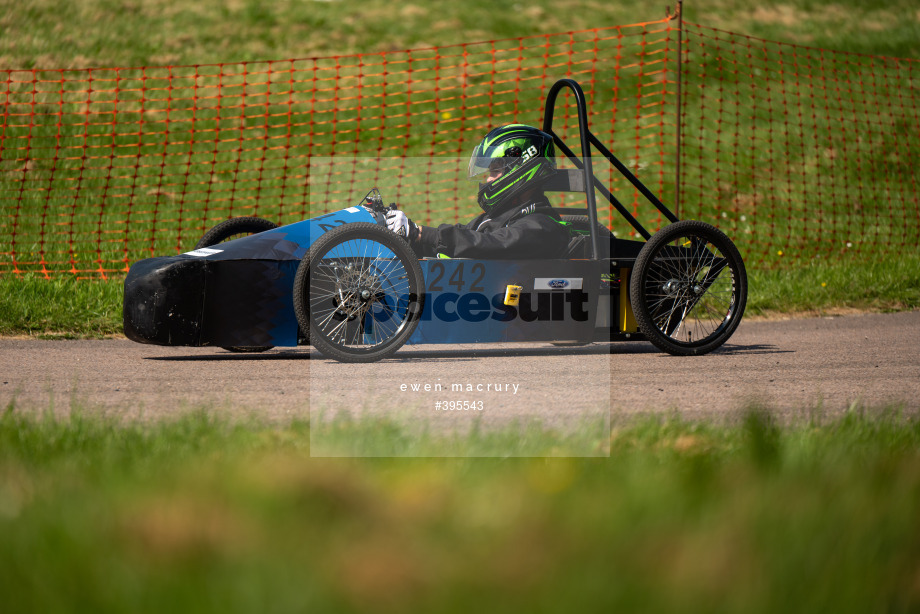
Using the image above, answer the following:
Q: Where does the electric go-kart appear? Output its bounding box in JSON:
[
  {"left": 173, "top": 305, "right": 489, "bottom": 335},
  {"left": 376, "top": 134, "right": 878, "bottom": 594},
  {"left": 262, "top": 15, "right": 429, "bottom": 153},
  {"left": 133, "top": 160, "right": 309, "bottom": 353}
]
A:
[{"left": 123, "top": 79, "right": 747, "bottom": 363}]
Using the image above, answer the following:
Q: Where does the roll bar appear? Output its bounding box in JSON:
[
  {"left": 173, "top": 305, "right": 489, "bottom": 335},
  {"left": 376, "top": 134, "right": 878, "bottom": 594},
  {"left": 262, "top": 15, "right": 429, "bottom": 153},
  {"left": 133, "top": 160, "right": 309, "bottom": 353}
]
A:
[{"left": 541, "top": 78, "right": 680, "bottom": 259}]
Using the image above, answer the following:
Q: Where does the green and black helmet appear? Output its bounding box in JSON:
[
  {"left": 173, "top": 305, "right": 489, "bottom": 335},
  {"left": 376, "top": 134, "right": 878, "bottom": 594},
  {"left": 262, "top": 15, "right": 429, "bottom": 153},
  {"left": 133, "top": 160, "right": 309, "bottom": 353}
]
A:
[{"left": 468, "top": 124, "right": 556, "bottom": 214}]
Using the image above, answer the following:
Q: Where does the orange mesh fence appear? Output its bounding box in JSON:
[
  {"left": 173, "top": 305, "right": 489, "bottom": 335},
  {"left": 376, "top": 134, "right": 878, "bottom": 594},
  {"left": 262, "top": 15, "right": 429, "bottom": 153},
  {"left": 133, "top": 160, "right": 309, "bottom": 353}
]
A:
[
  {"left": 677, "top": 21, "right": 920, "bottom": 266},
  {"left": 2, "top": 16, "right": 919, "bottom": 278},
  {"left": 0, "top": 19, "right": 676, "bottom": 278}
]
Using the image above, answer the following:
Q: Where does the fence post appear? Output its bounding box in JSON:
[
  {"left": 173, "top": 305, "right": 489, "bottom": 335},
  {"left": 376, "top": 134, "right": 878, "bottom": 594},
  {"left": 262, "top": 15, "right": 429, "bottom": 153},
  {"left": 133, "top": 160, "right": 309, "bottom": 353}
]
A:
[{"left": 673, "top": 0, "right": 684, "bottom": 219}]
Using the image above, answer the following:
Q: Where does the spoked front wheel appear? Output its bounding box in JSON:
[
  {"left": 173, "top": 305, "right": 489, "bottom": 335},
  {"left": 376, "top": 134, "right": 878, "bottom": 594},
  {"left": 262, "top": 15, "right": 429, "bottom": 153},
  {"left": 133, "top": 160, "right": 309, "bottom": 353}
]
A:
[
  {"left": 630, "top": 220, "right": 747, "bottom": 356},
  {"left": 293, "top": 223, "right": 425, "bottom": 363}
]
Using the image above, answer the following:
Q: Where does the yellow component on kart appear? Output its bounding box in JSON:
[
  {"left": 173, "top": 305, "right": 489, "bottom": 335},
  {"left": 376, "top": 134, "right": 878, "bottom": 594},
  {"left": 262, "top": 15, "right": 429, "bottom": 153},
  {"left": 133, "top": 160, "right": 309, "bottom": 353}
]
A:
[
  {"left": 618, "top": 268, "right": 638, "bottom": 333},
  {"left": 504, "top": 284, "right": 523, "bottom": 306}
]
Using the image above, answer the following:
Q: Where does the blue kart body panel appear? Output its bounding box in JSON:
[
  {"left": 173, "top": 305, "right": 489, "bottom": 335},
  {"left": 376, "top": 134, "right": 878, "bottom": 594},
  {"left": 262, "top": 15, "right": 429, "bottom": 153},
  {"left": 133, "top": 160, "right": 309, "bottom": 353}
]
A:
[
  {"left": 409, "top": 259, "right": 599, "bottom": 345},
  {"left": 123, "top": 205, "right": 609, "bottom": 349}
]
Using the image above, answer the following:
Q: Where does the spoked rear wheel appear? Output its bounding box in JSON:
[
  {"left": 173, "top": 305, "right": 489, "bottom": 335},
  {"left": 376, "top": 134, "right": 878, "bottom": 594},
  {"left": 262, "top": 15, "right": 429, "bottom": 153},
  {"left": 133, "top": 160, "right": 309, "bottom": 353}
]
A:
[
  {"left": 630, "top": 220, "right": 747, "bottom": 356},
  {"left": 293, "top": 223, "right": 425, "bottom": 363},
  {"left": 195, "top": 216, "right": 279, "bottom": 250}
]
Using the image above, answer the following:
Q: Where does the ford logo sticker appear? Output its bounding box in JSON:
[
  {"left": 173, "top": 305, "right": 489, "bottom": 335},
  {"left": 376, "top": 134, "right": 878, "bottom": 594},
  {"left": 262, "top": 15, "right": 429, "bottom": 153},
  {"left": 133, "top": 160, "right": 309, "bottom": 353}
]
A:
[{"left": 534, "top": 277, "right": 583, "bottom": 290}]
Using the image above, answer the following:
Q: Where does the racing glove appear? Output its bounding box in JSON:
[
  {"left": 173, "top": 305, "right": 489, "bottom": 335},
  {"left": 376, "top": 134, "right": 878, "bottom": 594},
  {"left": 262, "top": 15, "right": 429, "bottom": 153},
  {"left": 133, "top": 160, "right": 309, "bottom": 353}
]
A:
[{"left": 385, "top": 209, "right": 418, "bottom": 241}]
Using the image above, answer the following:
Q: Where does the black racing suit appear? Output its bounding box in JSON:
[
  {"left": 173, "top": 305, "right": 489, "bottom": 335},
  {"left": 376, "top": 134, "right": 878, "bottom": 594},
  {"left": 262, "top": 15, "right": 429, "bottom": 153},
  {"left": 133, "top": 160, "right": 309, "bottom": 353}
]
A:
[{"left": 411, "top": 195, "right": 571, "bottom": 259}]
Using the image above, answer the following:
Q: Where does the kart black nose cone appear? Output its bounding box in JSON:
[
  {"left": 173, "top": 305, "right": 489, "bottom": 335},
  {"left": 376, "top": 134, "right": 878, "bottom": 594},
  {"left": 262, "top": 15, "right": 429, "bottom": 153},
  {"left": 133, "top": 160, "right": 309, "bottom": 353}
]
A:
[{"left": 123, "top": 257, "right": 206, "bottom": 346}]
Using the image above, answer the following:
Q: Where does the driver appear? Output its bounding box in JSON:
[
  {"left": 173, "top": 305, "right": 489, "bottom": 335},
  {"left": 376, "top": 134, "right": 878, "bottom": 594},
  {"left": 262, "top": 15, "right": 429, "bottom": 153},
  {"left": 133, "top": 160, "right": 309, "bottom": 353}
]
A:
[{"left": 385, "top": 124, "right": 570, "bottom": 259}]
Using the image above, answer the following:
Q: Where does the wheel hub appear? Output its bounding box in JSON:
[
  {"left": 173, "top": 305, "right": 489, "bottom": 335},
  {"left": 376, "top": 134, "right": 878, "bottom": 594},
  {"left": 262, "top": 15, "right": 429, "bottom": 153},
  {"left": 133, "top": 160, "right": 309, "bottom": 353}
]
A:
[
  {"left": 330, "top": 262, "right": 382, "bottom": 321},
  {"left": 661, "top": 278, "right": 706, "bottom": 298},
  {"left": 661, "top": 279, "right": 683, "bottom": 297}
]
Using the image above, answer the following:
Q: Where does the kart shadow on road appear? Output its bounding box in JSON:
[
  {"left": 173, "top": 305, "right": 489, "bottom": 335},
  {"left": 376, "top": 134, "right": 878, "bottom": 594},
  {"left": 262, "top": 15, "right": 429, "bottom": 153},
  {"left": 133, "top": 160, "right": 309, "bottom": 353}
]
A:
[
  {"left": 145, "top": 342, "right": 652, "bottom": 363},
  {"left": 382, "top": 343, "right": 655, "bottom": 362},
  {"left": 370, "top": 342, "right": 791, "bottom": 361},
  {"left": 144, "top": 342, "right": 789, "bottom": 363},
  {"left": 713, "top": 343, "right": 792, "bottom": 356},
  {"left": 146, "top": 350, "right": 311, "bottom": 362}
]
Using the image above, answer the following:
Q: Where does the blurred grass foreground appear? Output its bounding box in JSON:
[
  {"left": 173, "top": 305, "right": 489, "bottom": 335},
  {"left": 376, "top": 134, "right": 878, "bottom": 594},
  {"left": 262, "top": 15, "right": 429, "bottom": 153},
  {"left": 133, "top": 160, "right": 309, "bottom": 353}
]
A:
[{"left": 1, "top": 405, "right": 919, "bottom": 613}]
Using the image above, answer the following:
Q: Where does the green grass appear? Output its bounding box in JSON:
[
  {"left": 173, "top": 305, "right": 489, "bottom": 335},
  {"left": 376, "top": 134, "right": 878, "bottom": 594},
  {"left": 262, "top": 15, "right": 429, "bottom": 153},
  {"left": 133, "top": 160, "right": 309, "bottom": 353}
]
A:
[
  {"left": 0, "top": 273, "right": 123, "bottom": 337},
  {"left": 2, "top": 0, "right": 919, "bottom": 277},
  {"left": 1, "top": 404, "right": 919, "bottom": 612},
  {"left": 2, "top": 4, "right": 919, "bottom": 610},
  {"left": 746, "top": 251, "right": 920, "bottom": 317},
  {"left": 2, "top": 0, "right": 917, "bottom": 70},
  {"left": 311, "top": 411, "right": 610, "bottom": 457}
]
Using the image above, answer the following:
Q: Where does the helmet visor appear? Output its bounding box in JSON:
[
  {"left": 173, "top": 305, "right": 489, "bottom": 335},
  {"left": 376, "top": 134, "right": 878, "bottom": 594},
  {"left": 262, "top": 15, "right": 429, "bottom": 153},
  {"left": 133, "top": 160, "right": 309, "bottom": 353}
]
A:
[{"left": 468, "top": 142, "right": 525, "bottom": 181}]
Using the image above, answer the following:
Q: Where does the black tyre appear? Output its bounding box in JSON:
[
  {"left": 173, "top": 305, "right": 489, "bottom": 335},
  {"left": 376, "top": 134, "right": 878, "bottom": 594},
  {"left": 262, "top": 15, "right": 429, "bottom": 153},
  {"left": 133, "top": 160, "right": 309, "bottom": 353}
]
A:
[
  {"left": 630, "top": 220, "right": 747, "bottom": 356},
  {"left": 195, "top": 216, "right": 279, "bottom": 250},
  {"left": 560, "top": 215, "right": 613, "bottom": 238},
  {"left": 293, "top": 223, "right": 425, "bottom": 363},
  {"left": 196, "top": 216, "right": 280, "bottom": 353},
  {"left": 559, "top": 215, "right": 612, "bottom": 260}
]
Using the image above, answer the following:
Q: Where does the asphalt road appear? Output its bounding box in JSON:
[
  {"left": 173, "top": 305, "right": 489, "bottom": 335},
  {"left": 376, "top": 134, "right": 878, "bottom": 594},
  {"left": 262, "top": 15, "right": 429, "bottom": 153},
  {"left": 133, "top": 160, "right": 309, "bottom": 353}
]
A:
[{"left": 2, "top": 311, "right": 919, "bottom": 427}]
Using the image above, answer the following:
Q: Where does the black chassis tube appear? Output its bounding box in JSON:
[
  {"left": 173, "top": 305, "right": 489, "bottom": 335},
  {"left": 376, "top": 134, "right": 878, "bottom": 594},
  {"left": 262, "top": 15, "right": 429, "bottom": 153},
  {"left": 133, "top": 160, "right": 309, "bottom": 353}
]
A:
[
  {"left": 542, "top": 79, "right": 604, "bottom": 261},
  {"left": 541, "top": 78, "right": 681, "bottom": 247},
  {"left": 587, "top": 131, "right": 680, "bottom": 225},
  {"left": 551, "top": 136, "right": 653, "bottom": 241}
]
